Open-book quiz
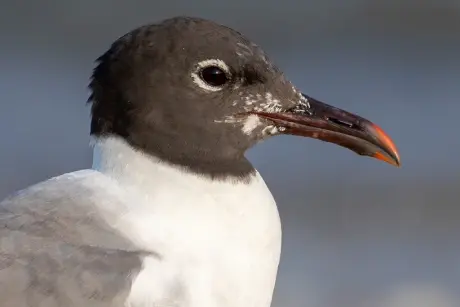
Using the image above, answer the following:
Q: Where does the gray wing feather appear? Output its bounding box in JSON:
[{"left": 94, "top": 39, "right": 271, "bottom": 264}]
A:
[{"left": 0, "top": 171, "right": 144, "bottom": 307}]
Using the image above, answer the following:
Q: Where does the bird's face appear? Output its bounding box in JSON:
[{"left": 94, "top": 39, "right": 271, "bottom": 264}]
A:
[
  {"left": 152, "top": 20, "right": 399, "bottom": 166},
  {"left": 90, "top": 17, "right": 400, "bottom": 170}
]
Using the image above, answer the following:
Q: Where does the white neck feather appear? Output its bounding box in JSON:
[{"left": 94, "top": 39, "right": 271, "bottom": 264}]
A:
[
  {"left": 91, "top": 136, "right": 281, "bottom": 307},
  {"left": 91, "top": 136, "right": 262, "bottom": 194}
]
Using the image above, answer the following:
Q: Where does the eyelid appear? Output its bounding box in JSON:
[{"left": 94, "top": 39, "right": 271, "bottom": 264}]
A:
[
  {"left": 195, "top": 59, "right": 231, "bottom": 76},
  {"left": 199, "top": 66, "right": 230, "bottom": 87},
  {"left": 191, "top": 59, "right": 232, "bottom": 92}
]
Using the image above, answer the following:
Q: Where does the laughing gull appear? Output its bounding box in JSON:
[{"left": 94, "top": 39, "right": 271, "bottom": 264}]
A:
[{"left": 0, "top": 16, "right": 400, "bottom": 307}]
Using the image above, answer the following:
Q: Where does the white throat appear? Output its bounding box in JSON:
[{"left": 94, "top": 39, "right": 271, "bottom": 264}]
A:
[
  {"left": 91, "top": 136, "right": 282, "bottom": 307},
  {"left": 92, "top": 136, "right": 263, "bottom": 195}
]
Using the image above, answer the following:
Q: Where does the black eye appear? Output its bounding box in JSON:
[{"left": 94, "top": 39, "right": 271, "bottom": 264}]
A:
[{"left": 200, "top": 66, "right": 229, "bottom": 87}]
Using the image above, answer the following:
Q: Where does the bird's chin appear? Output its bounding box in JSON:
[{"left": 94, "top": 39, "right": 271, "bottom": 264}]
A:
[{"left": 248, "top": 94, "right": 401, "bottom": 167}]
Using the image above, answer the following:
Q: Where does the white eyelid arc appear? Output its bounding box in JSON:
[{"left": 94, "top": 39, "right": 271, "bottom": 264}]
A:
[{"left": 191, "top": 59, "right": 232, "bottom": 92}]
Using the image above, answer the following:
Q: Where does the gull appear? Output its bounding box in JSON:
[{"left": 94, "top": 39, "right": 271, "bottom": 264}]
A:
[{"left": 0, "top": 16, "right": 400, "bottom": 307}]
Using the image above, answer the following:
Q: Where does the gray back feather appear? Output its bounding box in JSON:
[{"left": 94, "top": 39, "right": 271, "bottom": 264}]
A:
[{"left": 0, "top": 170, "right": 144, "bottom": 307}]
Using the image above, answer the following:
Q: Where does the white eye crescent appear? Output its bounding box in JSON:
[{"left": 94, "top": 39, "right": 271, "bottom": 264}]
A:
[{"left": 191, "top": 59, "right": 231, "bottom": 91}]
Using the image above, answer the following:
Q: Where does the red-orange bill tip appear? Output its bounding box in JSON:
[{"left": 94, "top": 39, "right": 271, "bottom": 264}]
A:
[{"left": 367, "top": 123, "right": 401, "bottom": 167}]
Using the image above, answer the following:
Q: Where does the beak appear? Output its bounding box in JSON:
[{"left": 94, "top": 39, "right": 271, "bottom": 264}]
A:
[{"left": 252, "top": 94, "right": 400, "bottom": 167}]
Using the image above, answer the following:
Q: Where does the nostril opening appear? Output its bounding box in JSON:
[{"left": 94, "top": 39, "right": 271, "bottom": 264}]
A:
[{"left": 327, "top": 117, "right": 358, "bottom": 129}]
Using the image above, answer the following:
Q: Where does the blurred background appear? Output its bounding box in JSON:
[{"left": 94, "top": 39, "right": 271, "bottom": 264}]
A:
[{"left": 0, "top": 0, "right": 459, "bottom": 306}]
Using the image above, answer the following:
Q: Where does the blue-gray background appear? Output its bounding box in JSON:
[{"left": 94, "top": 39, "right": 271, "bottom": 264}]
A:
[{"left": 0, "top": 1, "right": 459, "bottom": 306}]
